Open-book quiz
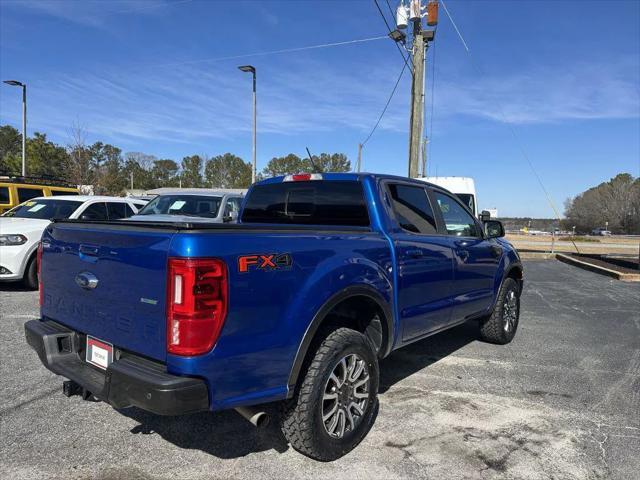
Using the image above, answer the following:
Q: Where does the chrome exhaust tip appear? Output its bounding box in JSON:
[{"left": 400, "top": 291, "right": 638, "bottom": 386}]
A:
[{"left": 235, "top": 406, "right": 270, "bottom": 428}]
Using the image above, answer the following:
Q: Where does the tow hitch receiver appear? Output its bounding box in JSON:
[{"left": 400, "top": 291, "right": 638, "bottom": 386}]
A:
[{"left": 63, "top": 380, "right": 97, "bottom": 401}]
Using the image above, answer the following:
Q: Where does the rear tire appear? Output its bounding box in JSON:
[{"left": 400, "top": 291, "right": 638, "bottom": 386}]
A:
[
  {"left": 480, "top": 277, "right": 520, "bottom": 344},
  {"left": 280, "top": 327, "right": 379, "bottom": 461},
  {"left": 23, "top": 255, "right": 38, "bottom": 290}
]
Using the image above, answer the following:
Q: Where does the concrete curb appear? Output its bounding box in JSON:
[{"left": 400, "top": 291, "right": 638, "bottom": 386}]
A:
[
  {"left": 556, "top": 253, "right": 640, "bottom": 282},
  {"left": 518, "top": 252, "right": 556, "bottom": 260}
]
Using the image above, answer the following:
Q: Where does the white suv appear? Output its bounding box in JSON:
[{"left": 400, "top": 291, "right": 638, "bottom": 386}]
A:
[{"left": 0, "top": 196, "right": 146, "bottom": 289}]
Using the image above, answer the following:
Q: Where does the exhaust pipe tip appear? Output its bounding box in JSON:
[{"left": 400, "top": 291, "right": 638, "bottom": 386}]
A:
[{"left": 235, "top": 406, "right": 270, "bottom": 428}]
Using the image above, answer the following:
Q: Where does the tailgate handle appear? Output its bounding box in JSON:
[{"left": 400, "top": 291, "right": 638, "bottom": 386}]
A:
[{"left": 79, "top": 245, "right": 99, "bottom": 256}]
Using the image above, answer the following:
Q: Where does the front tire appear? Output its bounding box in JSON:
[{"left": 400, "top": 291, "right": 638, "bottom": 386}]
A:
[
  {"left": 281, "top": 327, "right": 379, "bottom": 461},
  {"left": 23, "top": 255, "right": 38, "bottom": 290},
  {"left": 480, "top": 277, "right": 520, "bottom": 344}
]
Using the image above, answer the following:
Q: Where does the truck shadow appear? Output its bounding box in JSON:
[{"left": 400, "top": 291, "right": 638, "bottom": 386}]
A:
[
  {"left": 0, "top": 283, "right": 35, "bottom": 292},
  {"left": 121, "top": 321, "right": 478, "bottom": 459},
  {"left": 121, "top": 402, "right": 290, "bottom": 458},
  {"left": 379, "top": 321, "right": 479, "bottom": 393}
]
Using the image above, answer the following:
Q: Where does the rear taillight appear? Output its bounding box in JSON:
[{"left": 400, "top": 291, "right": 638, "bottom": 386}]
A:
[
  {"left": 37, "top": 241, "right": 43, "bottom": 306},
  {"left": 167, "top": 258, "right": 228, "bottom": 356}
]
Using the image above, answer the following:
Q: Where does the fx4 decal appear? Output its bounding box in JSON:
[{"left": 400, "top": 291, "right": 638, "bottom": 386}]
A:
[{"left": 238, "top": 253, "right": 293, "bottom": 273}]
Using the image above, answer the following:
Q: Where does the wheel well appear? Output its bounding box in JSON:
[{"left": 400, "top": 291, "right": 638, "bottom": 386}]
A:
[
  {"left": 319, "top": 295, "right": 389, "bottom": 358},
  {"left": 507, "top": 265, "right": 523, "bottom": 291},
  {"left": 287, "top": 292, "right": 392, "bottom": 395}
]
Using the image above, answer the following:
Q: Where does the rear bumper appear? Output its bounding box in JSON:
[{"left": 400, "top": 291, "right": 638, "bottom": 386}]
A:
[{"left": 24, "top": 319, "right": 209, "bottom": 415}]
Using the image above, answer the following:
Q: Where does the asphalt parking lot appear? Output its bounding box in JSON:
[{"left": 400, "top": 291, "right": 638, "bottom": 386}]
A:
[{"left": 1, "top": 260, "right": 639, "bottom": 479}]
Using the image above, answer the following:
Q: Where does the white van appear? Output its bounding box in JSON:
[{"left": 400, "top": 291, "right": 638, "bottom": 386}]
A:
[{"left": 415, "top": 176, "right": 478, "bottom": 217}]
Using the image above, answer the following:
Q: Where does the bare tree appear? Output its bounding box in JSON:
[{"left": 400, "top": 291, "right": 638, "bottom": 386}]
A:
[{"left": 66, "top": 122, "right": 93, "bottom": 193}]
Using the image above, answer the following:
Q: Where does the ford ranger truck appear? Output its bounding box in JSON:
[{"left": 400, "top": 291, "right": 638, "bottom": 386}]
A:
[{"left": 25, "top": 173, "right": 523, "bottom": 461}]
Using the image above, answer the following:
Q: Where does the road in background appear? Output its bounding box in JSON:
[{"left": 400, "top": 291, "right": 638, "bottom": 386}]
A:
[
  {"left": 1, "top": 261, "right": 639, "bottom": 479},
  {"left": 507, "top": 234, "right": 640, "bottom": 255}
]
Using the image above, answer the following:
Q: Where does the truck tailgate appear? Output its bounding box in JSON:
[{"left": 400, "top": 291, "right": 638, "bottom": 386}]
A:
[{"left": 40, "top": 222, "right": 175, "bottom": 362}]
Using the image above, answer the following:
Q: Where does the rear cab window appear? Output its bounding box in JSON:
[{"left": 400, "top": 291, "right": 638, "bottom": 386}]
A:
[{"left": 242, "top": 181, "right": 369, "bottom": 226}]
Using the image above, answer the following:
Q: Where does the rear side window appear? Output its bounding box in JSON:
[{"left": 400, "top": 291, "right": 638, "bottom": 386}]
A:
[
  {"left": 51, "top": 190, "right": 78, "bottom": 196},
  {"left": 388, "top": 184, "right": 437, "bottom": 234},
  {"left": 17, "top": 188, "right": 44, "bottom": 202},
  {"left": 242, "top": 181, "right": 369, "bottom": 226},
  {"left": 106, "top": 202, "right": 128, "bottom": 220},
  {"left": 0, "top": 187, "right": 9, "bottom": 204}
]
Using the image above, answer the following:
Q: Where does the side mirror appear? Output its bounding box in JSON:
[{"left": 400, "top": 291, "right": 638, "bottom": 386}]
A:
[
  {"left": 484, "top": 220, "right": 505, "bottom": 238},
  {"left": 224, "top": 211, "right": 238, "bottom": 223},
  {"left": 479, "top": 210, "right": 491, "bottom": 222}
]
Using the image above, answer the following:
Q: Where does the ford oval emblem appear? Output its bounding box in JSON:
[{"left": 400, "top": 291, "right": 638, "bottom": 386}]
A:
[{"left": 75, "top": 272, "right": 99, "bottom": 290}]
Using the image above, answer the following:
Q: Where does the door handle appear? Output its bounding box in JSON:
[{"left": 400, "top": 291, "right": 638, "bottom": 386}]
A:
[
  {"left": 406, "top": 249, "right": 423, "bottom": 258},
  {"left": 79, "top": 245, "right": 99, "bottom": 256}
]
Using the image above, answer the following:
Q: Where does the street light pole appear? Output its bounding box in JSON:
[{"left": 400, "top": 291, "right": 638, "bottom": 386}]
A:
[
  {"left": 238, "top": 65, "right": 257, "bottom": 184},
  {"left": 3, "top": 80, "right": 27, "bottom": 176}
]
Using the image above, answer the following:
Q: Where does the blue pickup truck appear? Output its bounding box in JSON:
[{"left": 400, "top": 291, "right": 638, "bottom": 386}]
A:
[{"left": 25, "top": 173, "right": 523, "bottom": 461}]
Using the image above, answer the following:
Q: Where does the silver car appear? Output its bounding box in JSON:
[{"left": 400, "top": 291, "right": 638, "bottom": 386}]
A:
[{"left": 128, "top": 190, "right": 244, "bottom": 223}]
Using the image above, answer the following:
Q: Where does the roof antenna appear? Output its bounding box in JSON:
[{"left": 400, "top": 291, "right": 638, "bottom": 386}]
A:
[{"left": 305, "top": 147, "right": 321, "bottom": 173}]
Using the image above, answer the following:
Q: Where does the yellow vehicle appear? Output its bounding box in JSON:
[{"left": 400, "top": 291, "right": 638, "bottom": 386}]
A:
[{"left": 0, "top": 177, "right": 79, "bottom": 214}]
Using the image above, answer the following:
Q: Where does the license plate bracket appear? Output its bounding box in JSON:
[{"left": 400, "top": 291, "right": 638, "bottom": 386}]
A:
[{"left": 86, "top": 336, "right": 113, "bottom": 370}]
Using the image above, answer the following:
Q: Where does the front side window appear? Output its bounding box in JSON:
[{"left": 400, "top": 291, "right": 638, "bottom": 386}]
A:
[
  {"left": 17, "top": 188, "right": 44, "bottom": 202},
  {"left": 0, "top": 187, "right": 9, "bottom": 204},
  {"left": 224, "top": 197, "right": 241, "bottom": 217},
  {"left": 106, "top": 202, "right": 128, "bottom": 220},
  {"left": 80, "top": 202, "right": 108, "bottom": 220},
  {"left": 1, "top": 199, "right": 82, "bottom": 219},
  {"left": 387, "top": 184, "right": 437, "bottom": 234},
  {"left": 434, "top": 191, "right": 480, "bottom": 237},
  {"left": 455, "top": 193, "right": 475, "bottom": 215}
]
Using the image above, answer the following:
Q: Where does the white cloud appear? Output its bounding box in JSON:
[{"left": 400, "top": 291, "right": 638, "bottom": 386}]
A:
[
  {"left": 3, "top": 0, "right": 190, "bottom": 28},
  {"left": 434, "top": 57, "right": 640, "bottom": 124},
  {"left": 2, "top": 52, "right": 638, "bottom": 151}
]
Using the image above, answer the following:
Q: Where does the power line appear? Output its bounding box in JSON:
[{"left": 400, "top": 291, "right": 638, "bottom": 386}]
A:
[
  {"left": 385, "top": 0, "right": 396, "bottom": 22},
  {"left": 361, "top": 61, "right": 409, "bottom": 147},
  {"left": 439, "top": 0, "right": 579, "bottom": 252},
  {"left": 154, "top": 35, "right": 390, "bottom": 68},
  {"left": 373, "top": 0, "right": 413, "bottom": 71},
  {"left": 440, "top": 0, "right": 470, "bottom": 52}
]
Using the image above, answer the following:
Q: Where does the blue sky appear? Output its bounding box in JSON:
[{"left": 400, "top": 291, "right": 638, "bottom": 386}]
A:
[{"left": 1, "top": 0, "right": 639, "bottom": 217}]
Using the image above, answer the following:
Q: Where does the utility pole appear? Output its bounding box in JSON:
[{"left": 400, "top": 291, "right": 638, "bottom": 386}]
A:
[
  {"left": 405, "top": 0, "right": 437, "bottom": 178},
  {"left": 356, "top": 143, "right": 362, "bottom": 172}
]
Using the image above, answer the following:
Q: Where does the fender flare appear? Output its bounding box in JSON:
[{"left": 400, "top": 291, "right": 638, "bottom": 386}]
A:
[
  {"left": 489, "top": 261, "right": 524, "bottom": 312},
  {"left": 286, "top": 285, "right": 394, "bottom": 395}
]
